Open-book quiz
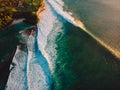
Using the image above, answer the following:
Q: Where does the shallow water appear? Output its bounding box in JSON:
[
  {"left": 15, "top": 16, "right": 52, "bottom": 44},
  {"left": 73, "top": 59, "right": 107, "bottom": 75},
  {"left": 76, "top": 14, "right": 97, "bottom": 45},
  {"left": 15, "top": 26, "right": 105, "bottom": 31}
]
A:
[
  {"left": 46, "top": 0, "right": 120, "bottom": 89},
  {"left": 4, "top": 0, "right": 120, "bottom": 90},
  {"left": 63, "top": 0, "right": 120, "bottom": 58},
  {"left": 54, "top": 20, "right": 120, "bottom": 90}
]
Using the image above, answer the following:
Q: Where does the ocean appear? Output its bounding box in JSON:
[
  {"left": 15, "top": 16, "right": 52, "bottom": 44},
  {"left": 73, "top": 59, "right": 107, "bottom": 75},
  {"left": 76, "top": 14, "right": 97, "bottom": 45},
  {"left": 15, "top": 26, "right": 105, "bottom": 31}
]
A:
[{"left": 6, "top": 0, "right": 120, "bottom": 90}]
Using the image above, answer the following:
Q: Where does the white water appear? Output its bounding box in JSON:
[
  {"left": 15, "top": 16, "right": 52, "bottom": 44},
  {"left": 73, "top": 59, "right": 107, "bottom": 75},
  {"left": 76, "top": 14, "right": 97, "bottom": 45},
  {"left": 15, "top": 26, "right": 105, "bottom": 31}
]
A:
[
  {"left": 37, "top": 0, "right": 63, "bottom": 71},
  {"left": 6, "top": 48, "right": 27, "bottom": 90},
  {"left": 6, "top": 32, "right": 29, "bottom": 90},
  {"left": 6, "top": 30, "right": 51, "bottom": 90},
  {"left": 27, "top": 30, "right": 50, "bottom": 90},
  {"left": 6, "top": 0, "right": 120, "bottom": 90},
  {"left": 6, "top": 0, "right": 64, "bottom": 89},
  {"left": 46, "top": 0, "right": 86, "bottom": 30},
  {"left": 46, "top": 0, "right": 120, "bottom": 59}
]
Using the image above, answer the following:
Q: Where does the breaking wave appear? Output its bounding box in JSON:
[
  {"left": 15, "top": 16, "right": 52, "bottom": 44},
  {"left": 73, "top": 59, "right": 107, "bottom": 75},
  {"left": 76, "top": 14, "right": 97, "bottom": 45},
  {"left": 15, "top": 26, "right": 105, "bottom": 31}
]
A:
[
  {"left": 6, "top": 0, "right": 120, "bottom": 90},
  {"left": 46, "top": 0, "right": 120, "bottom": 59}
]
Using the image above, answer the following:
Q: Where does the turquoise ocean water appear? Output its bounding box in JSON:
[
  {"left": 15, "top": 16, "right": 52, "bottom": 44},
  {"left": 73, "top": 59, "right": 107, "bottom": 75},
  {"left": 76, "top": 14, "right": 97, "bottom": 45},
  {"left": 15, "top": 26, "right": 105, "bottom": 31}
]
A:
[
  {"left": 53, "top": 19, "right": 120, "bottom": 90},
  {"left": 5, "top": 0, "right": 120, "bottom": 90},
  {"left": 51, "top": 0, "right": 120, "bottom": 90}
]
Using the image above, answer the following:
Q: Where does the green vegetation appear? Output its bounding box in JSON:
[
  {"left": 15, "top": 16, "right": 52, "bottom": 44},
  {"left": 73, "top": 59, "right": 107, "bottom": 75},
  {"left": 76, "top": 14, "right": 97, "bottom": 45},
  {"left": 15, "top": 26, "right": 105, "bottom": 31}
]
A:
[
  {"left": 0, "top": 0, "right": 44, "bottom": 63},
  {"left": 0, "top": 1, "right": 44, "bottom": 89},
  {"left": 0, "top": 7, "right": 16, "bottom": 29},
  {"left": 0, "top": 0, "right": 44, "bottom": 29}
]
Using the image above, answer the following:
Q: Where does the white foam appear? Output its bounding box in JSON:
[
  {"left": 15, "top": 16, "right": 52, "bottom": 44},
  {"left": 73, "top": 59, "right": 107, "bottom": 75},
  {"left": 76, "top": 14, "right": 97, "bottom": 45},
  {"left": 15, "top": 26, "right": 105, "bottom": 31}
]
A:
[
  {"left": 46, "top": 0, "right": 86, "bottom": 30},
  {"left": 6, "top": 31, "right": 49, "bottom": 90},
  {"left": 47, "top": 0, "right": 120, "bottom": 59},
  {"left": 6, "top": 47, "right": 28, "bottom": 90},
  {"left": 27, "top": 33, "right": 48, "bottom": 90},
  {"left": 7, "top": 1, "right": 66, "bottom": 89},
  {"left": 37, "top": 1, "right": 63, "bottom": 71}
]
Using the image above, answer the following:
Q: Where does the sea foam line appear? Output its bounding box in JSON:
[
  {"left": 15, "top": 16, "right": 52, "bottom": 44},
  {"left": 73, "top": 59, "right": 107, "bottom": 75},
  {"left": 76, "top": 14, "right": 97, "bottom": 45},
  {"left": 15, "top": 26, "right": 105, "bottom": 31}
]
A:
[
  {"left": 37, "top": 0, "right": 61, "bottom": 71},
  {"left": 26, "top": 29, "right": 52, "bottom": 90},
  {"left": 46, "top": 0, "right": 86, "bottom": 31},
  {"left": 47, "top": 0, "right": 120, "bottom": 59}
]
